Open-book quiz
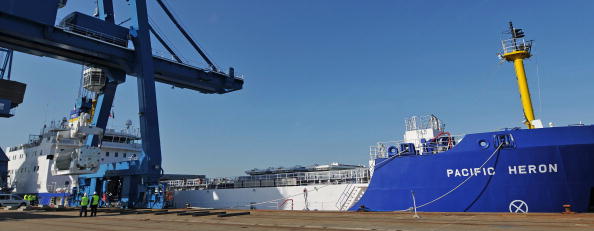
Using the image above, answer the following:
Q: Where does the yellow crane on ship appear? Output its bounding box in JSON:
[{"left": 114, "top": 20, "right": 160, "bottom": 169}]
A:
[{"left": 500, "top": 22, "right": 540, "bottom": 129}]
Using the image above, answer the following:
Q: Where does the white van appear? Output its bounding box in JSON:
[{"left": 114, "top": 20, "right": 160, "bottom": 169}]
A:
[{"left": 0, "top": 194, "right": 29, "bottom": 207}]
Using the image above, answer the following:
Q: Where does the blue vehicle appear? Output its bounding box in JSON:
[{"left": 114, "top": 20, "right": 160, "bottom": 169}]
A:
[{"left": 351, "top": 23, "right": 594, "bottom": 213}]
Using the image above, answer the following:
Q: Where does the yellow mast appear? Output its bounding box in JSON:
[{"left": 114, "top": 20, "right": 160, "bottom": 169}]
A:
[{"left": 500, "top": 22, "right": 536, "bottom": 129}]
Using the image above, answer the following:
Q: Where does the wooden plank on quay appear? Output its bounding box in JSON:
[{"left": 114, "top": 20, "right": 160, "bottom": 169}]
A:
[
  {"left": 217, "top": 212, "right": 250, "bottom": 217},
  {"left": 191, "top": 211, "right": 226, "bottom": 217},
  {"left": 154, "top": 211, "right": 181, "bottom": 215}
]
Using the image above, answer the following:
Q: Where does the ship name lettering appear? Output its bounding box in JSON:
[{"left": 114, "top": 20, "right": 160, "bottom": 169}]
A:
[
  {"left": 508, "top": 164, "right": 558, "bottom": 175},
  {"left": 446, "top": 167, "right": 495, "bottom": 177}
]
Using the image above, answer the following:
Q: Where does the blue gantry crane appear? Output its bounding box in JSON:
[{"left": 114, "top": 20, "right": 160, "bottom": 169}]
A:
[
  {"left": 0, "top": 0, "right": 244, "bottom": 208},
  {"left": 0, "top": 47, "right": 22, "bottom": 190}
]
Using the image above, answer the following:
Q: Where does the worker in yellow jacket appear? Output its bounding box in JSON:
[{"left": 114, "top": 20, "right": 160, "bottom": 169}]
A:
[
  {"left": 30, "top": 194, "right": 37, "bottom": 206},
  {"left": 79, "top": 193, "right": 89, "bottom": 217},
  {"left": 90, "top": 192, "right": 100, "bottom": 217}
]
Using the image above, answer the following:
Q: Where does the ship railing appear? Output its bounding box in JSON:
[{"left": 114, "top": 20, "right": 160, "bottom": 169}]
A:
[
  {"left": 166, "top": 169, "right": 370, "bottom": 190},
  {"left": 185, "top": 178, "right": 206, "bottom": 187},
  {"left": 164, "top": 178, "right": 208, "bottom": 190},
  {"left": 236, "top": 168, "right": 369, "bottom": 181},
  {"left": 419, "top": 135, "right": 462, "bottom": 154},
  {"left": 8, "top": 138, "right": 44, "bottom": 151},
  {"left": 28, "top": 134, "right": 42, "bottom": 146},
  {"left": 105, "top": 126, "right": 141, "bottom": 138},
  {"left": 101, "top": 142, "right": 142, "bottom": 151},
  {"left": 405, "top": 115, "right": 443, "bottom": 131},
  {"left": 56, "top": 139, "right": 80, "bottom": 146},
  {"left": 45, "top": 120, "right": 69, "bottom": 130},
  {"left": 8, "top": 145, "right": 23, "bottom": 152},
  {"left": 300, "top": 169, "right": 369, "bottom": 183},
  {"left": 370, "top": 135, "right": 463, "bottom": 159},
  {"left": 238, "top": 169, "right": 370, "bottom": 183},
  {"left": 501, "top": 38, "right": 532, "bottom": 54}
]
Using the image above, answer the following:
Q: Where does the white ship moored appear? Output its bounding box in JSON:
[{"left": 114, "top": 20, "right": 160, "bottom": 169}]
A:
[
  {"left": 164, "top": 163, "right": 370, "bottom": 211},
  {"left": 4, "top": 117, "right": 142, "bottom": 206}
]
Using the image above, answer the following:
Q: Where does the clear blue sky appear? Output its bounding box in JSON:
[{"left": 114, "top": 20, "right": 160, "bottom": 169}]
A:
[{"left": 2, "top": 0, "right": 594, "bottom": 177}]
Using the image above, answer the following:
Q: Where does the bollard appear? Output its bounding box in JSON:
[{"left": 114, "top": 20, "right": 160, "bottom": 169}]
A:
[{"left": 562, "top": 204, "right": 575, "bottom": 214}]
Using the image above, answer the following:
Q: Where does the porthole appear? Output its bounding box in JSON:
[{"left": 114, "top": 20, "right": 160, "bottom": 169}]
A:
[{"left": 479, "top": 140, "right": 489, "bottom": 149}]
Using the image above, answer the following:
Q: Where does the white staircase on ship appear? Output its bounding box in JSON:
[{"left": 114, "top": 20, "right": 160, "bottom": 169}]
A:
[{"left": 336, "top": 184, "right": 367, "bottom": 211}]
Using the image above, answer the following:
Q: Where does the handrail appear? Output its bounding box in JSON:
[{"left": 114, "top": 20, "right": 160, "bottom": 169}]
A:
[
  {"left": 336, "top": 184, "right": 357, "bottom": 211},
  {"left": 278, "top": 199, "right": 294, "bottom": 210},
  {"left": 501, "top": 38, "right": 532, "bottom": 54},
  {"left": 370, "top": 135, "right": 463, "bottom": 159},
  {"left": 164, "top": 168, "right": 370, "bottom": 190}
]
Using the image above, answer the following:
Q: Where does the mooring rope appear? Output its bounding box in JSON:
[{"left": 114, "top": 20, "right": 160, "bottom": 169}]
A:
[
  {"left": 395, "top": 142, "right": 504, "bottom": 211},
  {"left": 224, "top": 184, "right": 332, "bottom": 209}
]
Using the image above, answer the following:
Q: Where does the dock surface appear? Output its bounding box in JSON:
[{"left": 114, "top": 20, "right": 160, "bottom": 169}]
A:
[{"left": 1, "top": 209, "right": 593, "bottom": 231}]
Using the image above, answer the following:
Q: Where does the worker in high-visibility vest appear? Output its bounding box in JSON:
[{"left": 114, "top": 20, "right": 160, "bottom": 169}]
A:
[
  {"left": 90, "top": 192, "right": 100, "bottom": 217},
  {"left": 30, "top": 194, "right": 37, "bottom": 206},
  {"left": 79, "top": 193, "right": 89, "bottom": 217}
]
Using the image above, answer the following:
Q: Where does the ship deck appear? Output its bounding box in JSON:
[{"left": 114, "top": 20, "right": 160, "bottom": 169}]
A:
[{"left": 1, "top": 208, "right": 593, "bottom": 231}]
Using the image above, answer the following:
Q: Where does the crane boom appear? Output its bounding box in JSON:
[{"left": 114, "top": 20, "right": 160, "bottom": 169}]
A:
[{"left": 0, "top": 10, "right": 242, "bottom": 93}]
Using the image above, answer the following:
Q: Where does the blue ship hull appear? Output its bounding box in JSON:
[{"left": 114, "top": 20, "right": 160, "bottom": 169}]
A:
[{"left": 351, "top": 125, "right": 594, "bottom": 213}]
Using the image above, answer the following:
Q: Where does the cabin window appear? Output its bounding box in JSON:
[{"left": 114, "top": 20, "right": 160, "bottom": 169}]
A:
[
  {"left": 106, "top": 152, "right": 110, "bottom": 157},
  {"left": 123, "top": 153, "right": 127, "bottom": 158},
  {"left": 115, "top": 152, "right": 118, "bottom": 157}
]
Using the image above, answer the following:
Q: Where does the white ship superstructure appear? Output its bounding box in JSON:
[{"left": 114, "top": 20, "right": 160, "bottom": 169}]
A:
[
  {"left": 5, "top": 119, "right": 141, "bottom": 195},
  {"left": 165, "top": 163, "right": 370, "bottom": 211}
]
